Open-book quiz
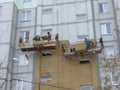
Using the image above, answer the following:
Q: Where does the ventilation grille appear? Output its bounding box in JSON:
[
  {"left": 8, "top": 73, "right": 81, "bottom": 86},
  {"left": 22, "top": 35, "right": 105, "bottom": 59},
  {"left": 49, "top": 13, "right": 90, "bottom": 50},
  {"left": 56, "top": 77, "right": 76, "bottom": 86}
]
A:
[{"left": 79, "top": 59, "right": 91, "bottom": 64}]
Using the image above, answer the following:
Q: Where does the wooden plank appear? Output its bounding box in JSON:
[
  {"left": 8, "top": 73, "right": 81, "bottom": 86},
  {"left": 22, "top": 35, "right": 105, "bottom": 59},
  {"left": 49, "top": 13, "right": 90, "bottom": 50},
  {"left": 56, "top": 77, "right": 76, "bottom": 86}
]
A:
[{"left": 20, "top": 44, "right": 56, "bottom": 52}]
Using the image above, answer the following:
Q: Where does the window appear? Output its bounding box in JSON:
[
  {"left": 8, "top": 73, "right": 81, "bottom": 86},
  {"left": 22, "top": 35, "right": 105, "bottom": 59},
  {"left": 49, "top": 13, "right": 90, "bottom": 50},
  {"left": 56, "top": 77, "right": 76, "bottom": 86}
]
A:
[
  {"left": 41, "top": 29, "right": 52, "bottom": 36},
  {"left": 80, "top": 86, "right": 92, "bottom": 90},
  {"left": 42, "top": 8, "right": 53, "bottom": 14},
  {"left": 76, "top": 14, "right": 87, "bottom": 20},
  {"left": 77, "top": 35, "right": 88, "bottom": 42},
  {"left": 0, "top": 6, "right": 2, "bottom": 16},
  {"left": 100, "top": 23, "right": 111, "bottom": 35},
  {"left": 21, "top": 11, "right": 31, "bottom": 21},
  {"left": 104, "top": 46, "right": 115, "bottom": 59},
  {"left": 40, "top": 75, "right": 52, "bottom": 82},
  {"left": 16, "top": 79, "right": 29, "bottom": 90},
  {"left": 99, "top": 3, "right": 109, "bottom": 13},
  {"left": 20, "top": 31, "right": 29, "bottom": 43},
  {"left": 23, "top": 0, "right": 31, "bottom": 3},
  {"left": 18, "top": 53, "right": 29, "bottom": 66}
]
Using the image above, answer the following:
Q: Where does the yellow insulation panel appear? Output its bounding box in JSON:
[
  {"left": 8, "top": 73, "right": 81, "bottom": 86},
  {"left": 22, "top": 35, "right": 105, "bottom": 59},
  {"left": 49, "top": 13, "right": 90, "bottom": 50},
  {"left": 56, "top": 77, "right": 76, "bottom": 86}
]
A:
[
  {"left": 34, "top": 40, "right": 99, "bottom": 90},
  {"left": 74, "top": 43, "right": 86, "bottom": 51}
]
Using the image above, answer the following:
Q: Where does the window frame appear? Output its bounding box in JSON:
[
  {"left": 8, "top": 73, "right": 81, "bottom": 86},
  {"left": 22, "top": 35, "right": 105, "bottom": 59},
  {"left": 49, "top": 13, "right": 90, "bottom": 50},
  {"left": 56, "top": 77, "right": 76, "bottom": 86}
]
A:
[
  {"left": 100, "top": 23, "right": 111, "bottom": 35},
  {"left": 42, "top": 8, "right": 53, "bottom": 14},
  {"left": 20, "top": 31, "right": 30, "bottom": 43},
  {"left": 99, "top": 2, "right": 109, "bottom": 13},
  {"left": 40, "top": 74, "right": 52, "bottom": 83},
  {"left": 21, "top": 11, "right": 31, "bottom": 22},
  {"left": 76, "top": 14, "right": 88, "bottom": 20}
]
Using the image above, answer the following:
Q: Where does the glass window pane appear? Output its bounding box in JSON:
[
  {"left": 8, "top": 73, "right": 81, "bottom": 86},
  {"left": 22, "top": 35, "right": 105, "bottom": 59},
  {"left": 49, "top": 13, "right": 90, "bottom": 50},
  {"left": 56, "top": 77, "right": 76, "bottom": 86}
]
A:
[
  {"left": 20, "top": 31, "right": 29, "bottom": 43},
  {"left": 21, "top": 11, "right": 31, "bottom": 21},
  {"left": 103, "top": 3, "right": 109, "bottom": 13},
  {"left": 76, "top": 14, "right": 87, "bottom": 20},
  {"left": 25, "top": 32, "right": 29, "bottom": 43},
  {"left": 27, "top": 11, "right": 31, "bottom": 21},
  {"left": 40, "top": 75, "right": 52, "bottom": 82},
  {"left": 42, "top": 8, "right": 53, "bottom": 14},
  {"left": 99, "top": 4, "right": 103, "bottom": 12},
  {"left": 101, "top": 23, "right": 111, "bottom": 35},
  {"left": 106, "top": 23, "right": 111, "bottom": 33},
  {"left": 101, "top": 24, "right": 107, "bottom": 35},
  {"left": 99, "top": 3, "right": 109, "bottom": 13}
]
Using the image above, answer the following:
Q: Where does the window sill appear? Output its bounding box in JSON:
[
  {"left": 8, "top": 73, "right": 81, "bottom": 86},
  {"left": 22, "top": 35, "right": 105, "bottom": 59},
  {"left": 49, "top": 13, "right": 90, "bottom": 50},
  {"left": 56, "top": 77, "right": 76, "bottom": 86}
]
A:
[
  {"left": 18, "top": 64, "right": 29, "bottom": 67},
  {"left": 20, "top": 20, "right": 31, "bottom": 22},
  {"left": 99, "top": 12, "right": 110, "bottom": 14},
  {"left": 102, "top": 33, "right": 112, "bottom": 36}
]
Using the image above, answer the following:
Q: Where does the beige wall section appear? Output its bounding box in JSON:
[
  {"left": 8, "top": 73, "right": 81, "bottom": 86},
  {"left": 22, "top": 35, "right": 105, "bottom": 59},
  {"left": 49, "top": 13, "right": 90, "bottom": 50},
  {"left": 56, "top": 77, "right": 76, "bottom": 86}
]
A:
[
  {"left": 34, "top": 43, "right": 99, "bottom": 90},
  {"left": 34, "top": 51, "right": 41, "bottom": 90}
]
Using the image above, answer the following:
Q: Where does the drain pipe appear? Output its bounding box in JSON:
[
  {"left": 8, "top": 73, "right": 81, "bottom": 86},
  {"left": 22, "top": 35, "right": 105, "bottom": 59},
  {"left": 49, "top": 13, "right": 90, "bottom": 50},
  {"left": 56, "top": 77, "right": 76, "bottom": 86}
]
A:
[
  {"left": 111, "top": 0, "right": 120, "bottom": 54},
  {"left": 91, "top": 0, "right": 101, "bottom": 89}
]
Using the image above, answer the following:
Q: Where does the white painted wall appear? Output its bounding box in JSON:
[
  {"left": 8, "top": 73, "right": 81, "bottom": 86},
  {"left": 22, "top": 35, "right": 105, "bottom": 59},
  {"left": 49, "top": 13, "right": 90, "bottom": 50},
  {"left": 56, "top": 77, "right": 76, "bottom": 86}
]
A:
[
  {"left": 15, "top": 0, "right": 37, "bottom": 9},
  {"left": 0, "top": 45, "right": 9, "bottom": 67},
  {"left": 0, "top": 3, "right": 14, "bottom": 21},
  {"left": 0, "top": 22, "right": 12, "bottom": 43},
  {"left": 0, "top": 0, "right": 14, "bottom": 3}
]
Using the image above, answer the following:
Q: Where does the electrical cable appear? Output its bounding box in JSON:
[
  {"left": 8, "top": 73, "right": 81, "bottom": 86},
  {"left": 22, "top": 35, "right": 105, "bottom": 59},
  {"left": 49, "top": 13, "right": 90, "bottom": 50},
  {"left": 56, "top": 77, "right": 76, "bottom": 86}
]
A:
[{"left": 0, "top": 78, "right": 76, "bottom": 90}]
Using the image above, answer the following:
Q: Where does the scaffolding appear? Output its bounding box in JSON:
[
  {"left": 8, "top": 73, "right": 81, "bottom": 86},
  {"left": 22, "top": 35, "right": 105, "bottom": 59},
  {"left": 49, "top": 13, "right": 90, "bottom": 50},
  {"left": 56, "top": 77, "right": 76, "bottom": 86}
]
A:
[{"left": 19, "top": 35, "right": 104, "bottom": 58}]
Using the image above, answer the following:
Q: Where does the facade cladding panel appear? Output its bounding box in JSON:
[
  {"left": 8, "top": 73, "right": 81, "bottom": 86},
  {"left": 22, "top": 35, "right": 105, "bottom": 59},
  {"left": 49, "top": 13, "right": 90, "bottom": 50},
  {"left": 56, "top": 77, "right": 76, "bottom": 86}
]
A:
[{"left": 0, "top": 0, "right": 119, "bottom": 90}]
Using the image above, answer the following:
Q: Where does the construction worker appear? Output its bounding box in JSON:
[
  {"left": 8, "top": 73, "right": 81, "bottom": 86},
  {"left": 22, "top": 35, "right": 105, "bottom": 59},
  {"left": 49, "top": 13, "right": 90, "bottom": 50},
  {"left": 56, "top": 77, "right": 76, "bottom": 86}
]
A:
[
  {"left": 19, "top": 37, "right": 25, "bottom": 47},
  {"left": 99, "top": 37, "right": 104, "bottom": 48},
  {"left": 55, "top": 33, "right": 59, "bottom": 43},
  {"left": 19, "top": 37, "right": 23, "bottom": 44},
  {"left": 47, "top": 32, "right": 51, "bottom": 44},
  {"left": 84, "top": 38, "right": 91, "bottom": 50}
]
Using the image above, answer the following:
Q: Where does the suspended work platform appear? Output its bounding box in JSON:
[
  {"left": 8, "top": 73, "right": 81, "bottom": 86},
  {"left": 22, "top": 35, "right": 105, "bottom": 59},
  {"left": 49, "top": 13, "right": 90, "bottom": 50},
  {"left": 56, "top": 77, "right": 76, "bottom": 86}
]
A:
[
  {"left": 61, "top": 39, "right": 104, "bottom": 58},
  {"left": 19, "top": 41, "right": 56, "bottom": 52},
  {"left": 19, "top": 34, "right": 58, "bottom": 52},
  {"left": 19, "top": 34, "right": 104, "bottom": 58}
]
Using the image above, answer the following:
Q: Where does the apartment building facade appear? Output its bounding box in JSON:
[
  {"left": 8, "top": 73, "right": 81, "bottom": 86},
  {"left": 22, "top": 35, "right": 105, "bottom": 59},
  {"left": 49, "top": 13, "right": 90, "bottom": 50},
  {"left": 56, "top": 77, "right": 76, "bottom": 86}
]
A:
[
  {"left": 0, "top": 0, "right": 119, "bottom": 90},
  {"left": 0, "top": 1, "right": 17, "bottom": 90}
]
